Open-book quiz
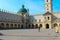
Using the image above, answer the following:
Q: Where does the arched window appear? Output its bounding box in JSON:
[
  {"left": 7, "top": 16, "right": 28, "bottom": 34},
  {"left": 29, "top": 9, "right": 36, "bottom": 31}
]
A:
[
  {"left": 47, "top": 0, "right": 48, "bottom": 2},
  {"left": 48, "top": 17, "right": 49, "bottom": 20}
]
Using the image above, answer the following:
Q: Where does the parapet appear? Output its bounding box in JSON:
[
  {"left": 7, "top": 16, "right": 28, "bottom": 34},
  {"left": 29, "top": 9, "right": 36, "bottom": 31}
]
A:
[{"left": 0, "top": 8, "right": 15, "bottom": 14}]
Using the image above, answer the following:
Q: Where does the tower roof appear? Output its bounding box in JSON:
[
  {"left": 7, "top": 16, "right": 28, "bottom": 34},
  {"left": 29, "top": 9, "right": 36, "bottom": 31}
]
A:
[
  {"left": 17, "top": 5, "right": 27, "bottom": 13},
  {"left": 43, "top": 12, "right": 52, "bottom": 15}
]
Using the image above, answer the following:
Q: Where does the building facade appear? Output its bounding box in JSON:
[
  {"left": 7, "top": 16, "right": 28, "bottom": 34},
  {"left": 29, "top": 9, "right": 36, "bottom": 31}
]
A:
[{"left": 0, "top": 0, "right": 60, "bottom": 32}]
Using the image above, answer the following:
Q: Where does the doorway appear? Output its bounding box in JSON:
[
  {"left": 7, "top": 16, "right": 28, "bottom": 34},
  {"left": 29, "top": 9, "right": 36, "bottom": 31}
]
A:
[{"left": 46, "top": 24, "right": 49, "bottom": 29}]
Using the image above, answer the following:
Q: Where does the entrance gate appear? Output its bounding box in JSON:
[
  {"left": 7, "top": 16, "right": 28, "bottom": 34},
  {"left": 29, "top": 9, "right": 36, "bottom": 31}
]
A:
[{"left": 46, "top": 24, "right": 49, "bottom": 29}]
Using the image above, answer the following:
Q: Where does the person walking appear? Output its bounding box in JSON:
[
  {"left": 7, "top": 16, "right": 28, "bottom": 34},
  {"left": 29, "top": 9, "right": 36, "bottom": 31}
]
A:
[
  {"left": 38, "top": 26, "right": 40, "bottom": 32},
  {"left": 55, "top": 26, "right": 59, "bottom": 33}
]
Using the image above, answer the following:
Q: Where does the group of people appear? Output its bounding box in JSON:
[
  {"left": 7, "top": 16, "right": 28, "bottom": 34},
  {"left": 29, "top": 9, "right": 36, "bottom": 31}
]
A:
[{"left": 38, "top": 27, "right": 41, "bottom": 32}]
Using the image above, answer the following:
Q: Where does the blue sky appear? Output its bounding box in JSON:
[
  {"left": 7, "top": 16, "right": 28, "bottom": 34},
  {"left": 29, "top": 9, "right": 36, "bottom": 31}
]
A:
[{"left": 0, "top": 0, "right": 60, "bottom": 15}]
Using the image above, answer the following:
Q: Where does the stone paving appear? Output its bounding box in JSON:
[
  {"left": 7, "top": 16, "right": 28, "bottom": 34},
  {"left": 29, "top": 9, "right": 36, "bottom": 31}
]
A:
[{"left": 0, "top": 29, "right": 60, "bottom": 40}]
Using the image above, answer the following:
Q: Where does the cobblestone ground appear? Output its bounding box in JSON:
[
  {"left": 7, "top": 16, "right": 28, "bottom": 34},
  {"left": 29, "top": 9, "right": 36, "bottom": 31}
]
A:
[{"left": 0, "top": 29, "right": 60, "bottom": 40}]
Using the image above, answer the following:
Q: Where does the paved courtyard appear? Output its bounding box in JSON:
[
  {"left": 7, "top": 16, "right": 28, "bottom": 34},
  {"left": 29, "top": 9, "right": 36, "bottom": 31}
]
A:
[{"left": 0, "top": 29, "right": 60, "bottom": 40}]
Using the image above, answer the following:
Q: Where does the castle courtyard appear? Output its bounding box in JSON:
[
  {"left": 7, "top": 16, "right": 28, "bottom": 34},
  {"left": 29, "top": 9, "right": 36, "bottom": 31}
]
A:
[{"left": 0, "top": 29, "right": 60, "bottom": 40}]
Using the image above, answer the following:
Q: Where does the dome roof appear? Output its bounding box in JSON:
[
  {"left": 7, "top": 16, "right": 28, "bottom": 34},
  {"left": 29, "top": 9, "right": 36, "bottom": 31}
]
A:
[{"left": 18, "top": 5, "right": 27, "bottom": 13}]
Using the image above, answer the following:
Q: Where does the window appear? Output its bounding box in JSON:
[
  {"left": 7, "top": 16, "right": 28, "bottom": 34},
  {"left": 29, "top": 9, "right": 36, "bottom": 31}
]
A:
[
  {"left": 47, "top": 8, "right": 48, "bottom": 10},
  {"left": 45, "top": 17, "right": 46, "bottom": 19},
  {"left": 47, "top": 5, "right": 49, "bottom": 10},
  {"left": 48, "top": 17, "right": 49, "bottom": 20},
  {"left": 39, "top": 19, "right": 41, "bottom": 22},
  {"left": 47, "top": 8, "right": 49, "bottom": 11},
  {"left": 35, "top": 20, "right": 37, "bottom": 22},
  {"left": 22, "top": 19, "right": 24, "bottom": 23},
  {"left": 47, "top": 0, "right": 48, "bottom": 2},
  {"left": 32, "top": 20, "right": 33, "bottom": 22},
  {"left": 47, "top": 5, "right": 48, "bottom": 7}
]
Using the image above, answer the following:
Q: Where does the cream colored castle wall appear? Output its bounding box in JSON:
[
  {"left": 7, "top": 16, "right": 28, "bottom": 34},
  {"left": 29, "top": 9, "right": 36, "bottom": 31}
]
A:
[
  {"left": 29, "top": 14, "right": 44, "bottom": 23},
  {"left": 33, "top": 15, "right": 44, "bottom": 22}
]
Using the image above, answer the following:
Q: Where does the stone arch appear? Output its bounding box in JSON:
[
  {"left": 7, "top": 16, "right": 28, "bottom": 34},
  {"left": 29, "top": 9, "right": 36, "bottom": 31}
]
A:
[
  {"left": 28, "top": 24, "right": 30, "bottom": 28},
  {"left": 14, "top": 24, "right": 17, "bottom": 29},
  {"left": 18, "top": 24, "right": 20, "bottom": 29},
  {"left": 26, "top": 24, "right": 29, "bottom": 29},
  {"left": 26, "top": 24, "right": 28, "bottom": 28},
  {"left": 1, "top": 23, "right": 4, "bottom": 29},
  {"left": 39, "top": 24, "right": 42, "bottom": 28},
  {"left": 6, "top": 23, "right": 9, "bottom": 29},
  {"left": 10, "top": 24, "right": 13, "bottom": 29},
  {"left": 21, "top": 24, "right": 23, "bottom": 29},
  {"left": 46, "top": 24, "right": 49, "bottom": 29},
  {"left": 31, "top": 24, "right": 34, "bottom": 28},
  {"left": 35, "top": 24, "right": 38, "bottom": 28},
  {"left": 54, "top": 23, "right": 57, "bottom": 27}
]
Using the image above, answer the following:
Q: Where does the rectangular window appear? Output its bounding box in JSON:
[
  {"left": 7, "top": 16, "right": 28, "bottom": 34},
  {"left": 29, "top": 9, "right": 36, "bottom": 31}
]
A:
[
  {"left": 35, "top": 20, "right": 37, "bottom": 22},
  {"left": 47, "top": 8, "right": 49, "bottom": 10}
]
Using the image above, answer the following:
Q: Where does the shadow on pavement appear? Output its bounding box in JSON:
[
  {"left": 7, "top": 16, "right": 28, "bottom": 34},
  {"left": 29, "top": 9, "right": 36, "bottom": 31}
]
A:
[
  {"left": 0, "top": 28, "right": 38, "bottom": 30},
  {"left": 0, "top": 33, "right": 4, "bottom": 36},
  {"left": 0, "top": 39, "right": 3, "bottom": 40}
]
